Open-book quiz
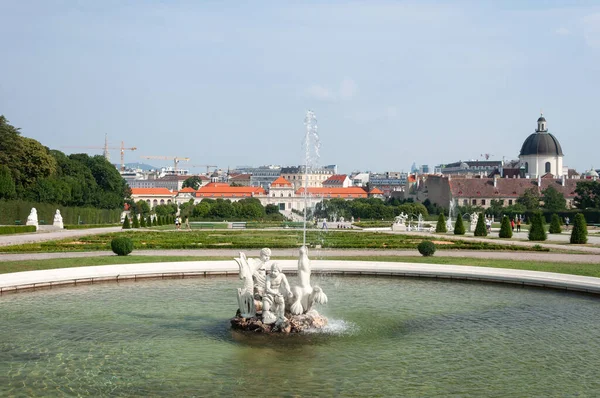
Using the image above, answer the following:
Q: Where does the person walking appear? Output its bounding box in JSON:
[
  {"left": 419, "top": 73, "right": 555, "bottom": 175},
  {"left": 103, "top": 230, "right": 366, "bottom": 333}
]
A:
[
  {"left": 184, "top": 216, "right": 191, "bottom": 231},
  {"left": 516, "top": 218, "right": 521, "bottom": 232},
  {"left": 511, "top": 218, "right": 515, "bottom": 232},
  {"left": 565, "top": 216, "right": 570, "bottom": 231}
]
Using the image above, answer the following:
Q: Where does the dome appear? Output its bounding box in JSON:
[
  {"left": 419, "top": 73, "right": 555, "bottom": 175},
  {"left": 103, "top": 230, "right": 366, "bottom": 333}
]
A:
[
  {"left": 519, "top": 132, "right": 563, "bottom": 156},
  {"left": 537, "top": 116, "right": 546, "bottom": 122},
  {"left": 585, "top": 168, "right": 599, "bottom": 178}
]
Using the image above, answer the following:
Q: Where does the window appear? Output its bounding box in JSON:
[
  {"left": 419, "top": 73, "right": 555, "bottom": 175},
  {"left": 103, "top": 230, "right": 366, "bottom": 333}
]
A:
[
  {"left": 463, "top": 199, "right": 468, "bottom": 206},
  {"left": 472, "top": 199, "right": 477, "bottom": 205},
  {"left": 508, "top": 199, "right": 513, "bottom": 205},
  {"left": 545, "top": 162, "right": 551, "bottom": 173},
  {"left": 481, "top": 199, "right": 486, "bottom": 205},
  {"left": 525, "top": 162, "right": 528, "bottom": 173}
]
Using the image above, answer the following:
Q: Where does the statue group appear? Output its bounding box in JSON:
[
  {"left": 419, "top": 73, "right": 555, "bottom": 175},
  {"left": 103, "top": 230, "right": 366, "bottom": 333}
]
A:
[{"left": 231, "top": 247, "right": 328, "bottom": 333}]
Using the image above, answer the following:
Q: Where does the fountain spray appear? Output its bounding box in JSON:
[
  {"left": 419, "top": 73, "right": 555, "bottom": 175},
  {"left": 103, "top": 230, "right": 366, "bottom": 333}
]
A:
[{"left": 303, "top": 110, "right": 320, "bottom": 247}]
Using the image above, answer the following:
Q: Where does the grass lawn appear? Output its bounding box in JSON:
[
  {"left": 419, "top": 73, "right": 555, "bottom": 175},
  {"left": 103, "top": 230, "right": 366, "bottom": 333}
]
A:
[
  {"left": 0, "top": 230, "right": 551, "bottom": 253},
  {"left": 1, "top": 254, "right": 599, "bottom": 278}
]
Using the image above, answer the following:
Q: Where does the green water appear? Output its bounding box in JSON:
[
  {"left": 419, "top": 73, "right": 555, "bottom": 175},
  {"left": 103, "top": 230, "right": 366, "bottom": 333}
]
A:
[{"left": 1, "top": 276, "right": 599, "bottom": 397}]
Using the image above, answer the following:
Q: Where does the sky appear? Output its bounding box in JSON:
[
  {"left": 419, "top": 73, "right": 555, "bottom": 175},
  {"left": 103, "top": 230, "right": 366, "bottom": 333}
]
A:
[{"left": 1, "top": 0, "right": 599, "bottom": 174}]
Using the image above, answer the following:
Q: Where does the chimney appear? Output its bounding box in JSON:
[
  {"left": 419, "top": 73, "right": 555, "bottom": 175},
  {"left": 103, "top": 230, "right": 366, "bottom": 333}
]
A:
[{"left": 561, "top": 174, "right": 565, "bottom": 187}]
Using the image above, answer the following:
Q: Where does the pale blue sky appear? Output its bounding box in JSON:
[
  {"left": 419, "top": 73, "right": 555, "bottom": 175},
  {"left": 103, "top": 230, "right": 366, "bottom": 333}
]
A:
[{"left": 1, "top": 1, "right": 599, "bottom": 173}]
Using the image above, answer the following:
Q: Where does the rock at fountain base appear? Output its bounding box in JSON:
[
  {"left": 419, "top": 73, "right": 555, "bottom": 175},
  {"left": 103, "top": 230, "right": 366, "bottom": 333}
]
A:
[{"left": 230, "top": 310, "right": 328, "bottom": 334}]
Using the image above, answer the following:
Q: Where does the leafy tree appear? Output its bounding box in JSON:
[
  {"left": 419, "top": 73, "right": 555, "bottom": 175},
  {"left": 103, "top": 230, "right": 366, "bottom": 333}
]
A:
[
  {"left": 265, "top": 204, "right": 280, "bottom": 215},
  {"left": 134, "top": 200, "right": 151, "bottom": 216},
  {"left": 0, "top": 165, "right": 17, "bottom": 199},
  {"left": 182, "top": 176, "right": 203, "bottom": 190},
  {"left": 474, "top": 213, "right": 487, "bottom": 237},
  {"left": 541, "top": 186, "right": 567, "bottom": 211},
  {"left": 154, "top": 203, "right": 178, "bottom": 217},
  {"left": 549, "top": 213, "right": 562, "bottom": 234},
  {"left": 517, "top": 187, "right": 541, "bottom": 211},
  {"left": 122, "top": 216, "right": 131, "bottom": 229},
  {"left": 574, "top": 180, "right": 600, "bottom": 209},
  {"left": 570, "top": 213, "right": 588, "bottom": 244},
  {"left": 193, "top": 201, "right": 212, "bottom": 219},
  {"left": 499, "top": 215, "right": 512, "bottom": 238},
  {"left": 210, "top": 199, "right": 236, "bottom": 219},
  {"left": 435, "top": 214, "right": 447, "bottom": 233},
  {"left": 454, "top": 213, "right": 465, "bottom": 235},
  {"left": 486, "top": 199, "right": 505, "bottom": 219},
  {"left": 528, "top": 212, "right": 547, "bottom": 241}
]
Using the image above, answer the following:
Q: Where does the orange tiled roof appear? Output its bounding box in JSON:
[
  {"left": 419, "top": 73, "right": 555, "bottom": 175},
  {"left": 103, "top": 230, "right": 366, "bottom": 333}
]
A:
[
  {"left": 131, "top": 188, "right": 174, "bottom": 195},
  {"left": 295, "top": 187, "right": 368, "bottom": 198},
  {"left": 197, "top": 184, "right": 266, "bottom": 198},
  {"left": 271, "top": 176, "right": 292, "bottom": 187},
  {"left": 369, "top": 188, "right": 384, "bottom": 194},
  {"left": 177, "top": 187, "right": 196, "bottom": 193},
  {"left": 323, "top": 174, "right": 348, "bottom": 183}
]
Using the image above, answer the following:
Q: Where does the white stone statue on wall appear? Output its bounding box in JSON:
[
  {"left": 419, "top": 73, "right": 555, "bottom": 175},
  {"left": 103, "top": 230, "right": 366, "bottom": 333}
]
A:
[
  {"left": 469, "top": 213, "right": 478, "bottom": 232},
  {"left": 26, "top": 207, "right": 38, "bottom": 229},
  {"left": 53, "top": 209, "right": 64, "bottom": 229}
]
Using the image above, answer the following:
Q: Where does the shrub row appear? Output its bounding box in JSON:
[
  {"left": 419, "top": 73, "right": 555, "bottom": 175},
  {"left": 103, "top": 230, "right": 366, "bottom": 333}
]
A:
[
  {"left": 0, "top": 225, "right": 37, "bottom": 235},
  {"left": 0, "top": 199, "right": 121, "bottom": 225}
]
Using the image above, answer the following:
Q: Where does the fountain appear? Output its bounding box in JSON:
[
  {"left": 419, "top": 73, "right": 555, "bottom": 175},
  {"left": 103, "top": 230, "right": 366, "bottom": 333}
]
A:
[{"left": 230, "top": 111, "right": 328, "bottom": 333}]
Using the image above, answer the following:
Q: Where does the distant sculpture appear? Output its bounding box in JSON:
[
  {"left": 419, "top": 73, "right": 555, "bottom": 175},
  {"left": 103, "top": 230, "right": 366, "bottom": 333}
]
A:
[
  {"left": 469, "top": 213, "right": 478, "bottom": 232},
  {"left": 446, "top": 216, "right": 454, "bottom": 232},
  {"left": 234, "top": 248, "right": 272, "bottom": 318},
  {"left": 392, "top": 212, "right": 408, "bottom": 232},
  {"left": 53, "top": 209, "right": 64, "bottom": 229},
  {"left": 262, "top": 263, "right": 293, "bottom": 324},
  {"left": 26, "top": 208, "right": 38, "bottom": 229}
]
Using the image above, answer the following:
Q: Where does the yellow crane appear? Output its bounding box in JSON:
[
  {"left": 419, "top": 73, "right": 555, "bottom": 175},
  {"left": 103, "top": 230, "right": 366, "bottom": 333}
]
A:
[
  {"left": 190, "top": 164, "right": 218, "bottom": 174},
  {"left": 141, "top": 156, "right": 190, "bottom": 173},
  {"left": 63, "top": 136, "right": 137, "bottom": 171}
]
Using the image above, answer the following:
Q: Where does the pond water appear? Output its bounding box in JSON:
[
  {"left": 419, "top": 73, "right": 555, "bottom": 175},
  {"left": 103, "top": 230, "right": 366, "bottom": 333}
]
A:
[{"left": 1, "top": 275, "right": 599, "bottom": 396}]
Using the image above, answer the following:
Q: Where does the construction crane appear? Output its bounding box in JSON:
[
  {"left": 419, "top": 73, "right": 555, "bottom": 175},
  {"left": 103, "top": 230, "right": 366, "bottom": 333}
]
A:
[
  {"left": 63, "top": 135, "right": 137, "bottom": 171},
  {"left": 142, "top": 156, "right": 190, "bottom": 173},
  {"left": 190, "top": 164, "right": 218, "bottom": 174}
]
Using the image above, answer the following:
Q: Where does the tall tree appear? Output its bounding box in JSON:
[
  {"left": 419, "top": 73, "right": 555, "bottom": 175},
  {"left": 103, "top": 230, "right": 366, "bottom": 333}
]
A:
[
  {"left": 541, "top": 186, "right": 567, "bottom": 211},
  {"left": 182, "top": 176, "right": 203, "bottom": 190},
  {"left": 574, "top": 181, "right": 600, "bottom": 209},
  {"left": 517, "top": 187, "right": 541, "bottom": 210},
  {"left": 0, "top": 165, "right": 16, "bottom": 199}
]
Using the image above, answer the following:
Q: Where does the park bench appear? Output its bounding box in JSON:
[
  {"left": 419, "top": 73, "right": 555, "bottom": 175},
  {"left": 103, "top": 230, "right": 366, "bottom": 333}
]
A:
[
  {"left": 14, "top": 220, "right": 21, "bottom": 225},
  {"left": 231, "top": 222, "right": 247, "bottom": 229}
]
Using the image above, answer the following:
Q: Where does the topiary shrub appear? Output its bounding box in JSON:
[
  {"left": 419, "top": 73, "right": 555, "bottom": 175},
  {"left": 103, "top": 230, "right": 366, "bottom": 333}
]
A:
[
  {"left": 111, "top": 237, "right": 134, "bottom": 256},
  {"left": 122, "top": 216, "right": 131, "bottom": 229},
  {"left": 140, "top": 215, "right": 147, "bottom": 227},
  {"left": 570, "top": 213, "right": 588, "bottom": 244},
  {"left": 528, "top": 212, "right": 547, "bottom": 241},
  {"left": 417, "top": 240, "right": 436, "bottom": 256},
  {"left": 499, "top": 215, "right": 512, "bottom": 238},
  {"left": 436, "top": 214, "right": 447, "bottom": 233},
  {"left": 132, "top": 215, "right": 140, "bottom": 228},
  {"left": 158, "top": 216, "right": 163, "bottom": 226},
  {"left": 454, "top": 213, "right": 465, "bottom": 235},
  {"left": 152, "top": 216, "right": 157, "bottom": 226},
  {"left": 474, "top": 213, "right": 487, "bottom": 237},
  {"left": 549, "top": 213, "right": 562, "bottom": 234}
]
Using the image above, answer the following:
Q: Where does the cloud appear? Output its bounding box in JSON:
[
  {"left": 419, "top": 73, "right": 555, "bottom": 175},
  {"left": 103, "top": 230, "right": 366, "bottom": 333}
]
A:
[
  {"left": 583, "top": 13, "right": 600, "bottom": 48},
  {"left": 555, "top": 27, "right": 571, "bottom": 36},
  {"left": 304, "top": 78, "right": 358, "bottom": 101}
]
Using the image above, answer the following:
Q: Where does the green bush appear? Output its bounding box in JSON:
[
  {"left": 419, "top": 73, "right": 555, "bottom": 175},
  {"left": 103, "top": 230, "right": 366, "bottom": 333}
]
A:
[
  {"left": 122, "top": 217, "right": 131, "bottom": 229},
  {"left": 454, "top": 213, "right": 465, "bottom": 235},
  {"left": 435, "top": 214, "right": 447, "bottom": 233},
  {"left": 417, "top": 240, "right": 436, "bottom": 256},
  {"left": 549, "top": 213, "right": 562, "bottom": 234},
  {"left": 474, "top": 213, "right": 487, "bottom": 237},
  {"left": 110, "top": 237, "right": 134, "bottom": 256},
  {"left": 132, "top": 215, "right": 140, "bottom": 228},
  {"left": 0, "top": 225, "right": 37, "bottom": 235},
  {"left": 0, "top": 199, "right": 121, "bottom": 226},
  {"left": 499, "top": 216, "right": 512, "bottom": 238},
  {"left": 140, "top": 215, "right": 147, "bottom": 228},
  {"left": 152, "top": 216, "right": 157, "bottom": 226},
  {"left": 570, "top": 213, "right": 588, "bottom": 244},
  {"left": 528, "top": 212, "right": 547, "bottom": 241}
]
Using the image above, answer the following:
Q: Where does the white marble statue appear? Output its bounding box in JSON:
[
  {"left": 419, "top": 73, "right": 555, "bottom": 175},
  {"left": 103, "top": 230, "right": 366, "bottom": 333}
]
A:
[
  {"left": 469, "top": 213, "right": 478, "bottom": 232},
  {"left": 53, "top": 209, "right": 64, "bottom": 229},
  {"left": 262, "top": 263, "right": 293, "bottom": 324},
  {"left": 392, "top": 212, "right": 408, "bottom": 232},
  {"left": 446, "top": 216, "right": 454, "bottom": 232},
  {"left": 288, "top": 246, "right": 328, "bottom": 315},
  {"left": 234, "top": 248, "right": 272, "bottom": 318},
  {"left": 26, "top": 207, "right": 38, "bottom": 229}
]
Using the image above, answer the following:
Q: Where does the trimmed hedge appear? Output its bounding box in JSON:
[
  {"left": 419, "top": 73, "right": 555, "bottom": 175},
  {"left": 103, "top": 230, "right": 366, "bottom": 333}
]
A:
[
  {"left": 122, "top": 217, "right": 131, "bottom": 229},
  {"left": 570, "top": 213, "right": 588, "bottom": 244},
  {"left": 0, "top": 199, "right": 121, "bottom": 226},
  {"left": 549, "top": 214, "right": 562, "bottom": 234},
  {"left": 436, "top": 214, "right": 447, "bottom": 233},
  {"left": 417, "top": 240, "right": 436, "bottom": 256},
  {"left": 454, "top": 213, "right": 465, "bottom": 235},
  {"left": 528, "top": 212, "right": 547, "bottom": 241},
  {"left": 64, "top": 224, "right": 120, "bottom": 230},
  {"left": 499, "top": 216, "right": 512, "bottom": 238},
  {"left": 111, "top": 237, "right": 134, "bottom": 256},
  {"left": 474, "top": 213, "right": 487, "bottom": 237},
  {"left": 0, "top": 225, "right": 37, "bottom": 235}
]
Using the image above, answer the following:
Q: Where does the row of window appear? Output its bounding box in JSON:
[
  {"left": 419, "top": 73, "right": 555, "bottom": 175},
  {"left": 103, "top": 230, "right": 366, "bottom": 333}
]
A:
[
  {"left": 463, "top": 199, "right": 514, "bottom": 206},
  {"left": 523, "top": 162, "right": 552, "bottom": 174}
]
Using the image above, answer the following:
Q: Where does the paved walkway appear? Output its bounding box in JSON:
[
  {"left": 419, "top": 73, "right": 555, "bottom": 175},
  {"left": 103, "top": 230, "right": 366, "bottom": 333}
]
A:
[
  {"left": 0, "top": 227, "right": 122, "bottom": 247},
  {"left": 2, "top": 259, "right": 600, "bottom": 295}
]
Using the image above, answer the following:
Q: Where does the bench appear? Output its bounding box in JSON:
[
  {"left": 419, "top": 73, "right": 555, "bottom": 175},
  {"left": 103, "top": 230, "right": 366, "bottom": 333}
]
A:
[
  {"left": 14, "top": 220, "right": 21, "bottom": 225},
  {"left": 231, "top": 222, "right": 247, "bottom": 229}
]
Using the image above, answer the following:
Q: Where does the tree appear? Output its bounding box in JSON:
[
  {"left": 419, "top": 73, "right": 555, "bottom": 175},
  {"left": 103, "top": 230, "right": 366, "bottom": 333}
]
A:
[
  {"left": 435, "top": 214, "right": 447, "bottom": 233},
  {"left": 134, "top": 200, "right": 151, "bottom": 216},
  {"left": 122, "top": 216, "right": 131, "bottom": 229},
  {"left": 132, "top": 214, "right": 140, "bottom": 228},
  {"left": 517, "top": 187, "right": 541, "bottom": 210},
  {"left": 486, "top": 199, "right": 505, "bottom": 219},
  {"left": 182, "top": 176, "right": 203, "bottom": 190},
  {"left": 541, "top": 186, "right": 567, "bottom": 211},
  {"left": 0, "top": 165, "right": 17, "bottom": 199},
  {"left": 574, "top": 180, "right": 600, "bottom": 209},
  {"left": 570, "top": 213, "right": 588, "bottom": 244},
  {"left": 454, "top": 213, "right": 465, "bottom": 235},
  {"left": 139, "top": 214, "right": 147, "bottom": 227},
  {"left": 265, "top": 204, "right": 280, "bottom": 215},
  {"left": 474, "top": 213, "right": 487, "bottom": 237},
  {"left": 528, "top": 212, "right": 547, "bottom": 241},
  {"left": 549, "top": 213, "right": 562, "bottom": 234},
  {"left": 499, "top": 215, "right": 512, "bottom": 238}
]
